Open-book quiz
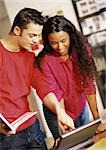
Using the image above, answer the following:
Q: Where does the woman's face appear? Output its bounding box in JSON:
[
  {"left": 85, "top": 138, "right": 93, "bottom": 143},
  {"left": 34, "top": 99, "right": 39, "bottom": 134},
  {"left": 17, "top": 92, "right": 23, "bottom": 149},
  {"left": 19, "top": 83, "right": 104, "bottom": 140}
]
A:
[{"left": 48, "top": 31, "right": 70, "bottom": 56}]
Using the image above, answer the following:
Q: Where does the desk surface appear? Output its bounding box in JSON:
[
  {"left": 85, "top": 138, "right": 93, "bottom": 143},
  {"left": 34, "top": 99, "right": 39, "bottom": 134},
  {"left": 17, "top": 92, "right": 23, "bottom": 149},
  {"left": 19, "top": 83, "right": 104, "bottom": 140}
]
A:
[
  {"left": 87, "top": 138, "right": 106, "bottom": 150},
  {"left": 86, "top": 131, "right": 106, "bottom": 150},
  {"left": 94, "top": 130, "right": 106, "bottom": 142}
]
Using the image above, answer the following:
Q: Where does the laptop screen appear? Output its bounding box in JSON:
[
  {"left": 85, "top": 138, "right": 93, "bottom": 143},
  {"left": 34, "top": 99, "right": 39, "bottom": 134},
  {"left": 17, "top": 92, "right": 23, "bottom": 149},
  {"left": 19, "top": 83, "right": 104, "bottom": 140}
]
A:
[{"left": 57, "top": 118, "right": 101, "bottom": 150}]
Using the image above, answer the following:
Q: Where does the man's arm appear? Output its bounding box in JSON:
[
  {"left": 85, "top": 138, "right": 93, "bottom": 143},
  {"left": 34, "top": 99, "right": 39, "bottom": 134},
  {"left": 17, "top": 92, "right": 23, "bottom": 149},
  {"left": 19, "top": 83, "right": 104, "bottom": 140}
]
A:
[{"left": 32, "top": 67, "right": 75, "bottom": 132}]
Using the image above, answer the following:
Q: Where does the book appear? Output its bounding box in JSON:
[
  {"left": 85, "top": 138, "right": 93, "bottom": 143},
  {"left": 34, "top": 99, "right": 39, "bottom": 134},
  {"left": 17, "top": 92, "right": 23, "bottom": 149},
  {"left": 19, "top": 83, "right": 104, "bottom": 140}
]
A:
[{"left": 0, "top": 112, "right": 37, "bottom": 131}]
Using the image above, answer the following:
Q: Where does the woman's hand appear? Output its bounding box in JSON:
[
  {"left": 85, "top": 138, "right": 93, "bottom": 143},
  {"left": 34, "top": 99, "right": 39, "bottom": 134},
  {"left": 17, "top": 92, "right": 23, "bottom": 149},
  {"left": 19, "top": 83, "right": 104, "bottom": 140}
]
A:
[
  {"left": 43, "top": 93, "right": 75, "bottom": 134},
  {"left": 95, "top": 123, "right": 106, "bottom": 134},
  {"left": 57, "top": 109, "right": 75, "bottom": 134}
]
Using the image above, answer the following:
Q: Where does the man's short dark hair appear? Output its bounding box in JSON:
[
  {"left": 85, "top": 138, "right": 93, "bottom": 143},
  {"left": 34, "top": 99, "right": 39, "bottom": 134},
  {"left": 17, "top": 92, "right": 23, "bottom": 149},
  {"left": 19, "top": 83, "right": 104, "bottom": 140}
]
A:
[{"left": 10, "top": 8, "right": 45, "bottom": 32}]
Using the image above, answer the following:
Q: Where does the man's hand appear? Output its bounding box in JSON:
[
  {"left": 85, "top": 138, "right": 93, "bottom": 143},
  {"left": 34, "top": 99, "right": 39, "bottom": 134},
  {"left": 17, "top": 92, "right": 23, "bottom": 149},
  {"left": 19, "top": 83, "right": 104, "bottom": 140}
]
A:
[{"left": 0, "top": 123, "right": 16, "bottom": 135}]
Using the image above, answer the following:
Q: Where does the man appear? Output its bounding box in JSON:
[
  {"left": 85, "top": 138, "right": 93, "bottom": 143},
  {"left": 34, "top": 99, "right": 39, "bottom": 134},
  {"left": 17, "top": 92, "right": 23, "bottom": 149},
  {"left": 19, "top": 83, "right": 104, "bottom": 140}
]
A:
[{"left": 0, "top": 8, "right": 74, "bottom": 150}]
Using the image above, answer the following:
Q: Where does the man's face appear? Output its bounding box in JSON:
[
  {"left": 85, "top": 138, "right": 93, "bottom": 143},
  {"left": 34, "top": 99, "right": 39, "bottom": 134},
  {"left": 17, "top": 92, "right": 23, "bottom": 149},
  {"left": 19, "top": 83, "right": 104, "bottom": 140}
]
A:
[{"left": 19, "top": 22, "right": 42, "bottom": 50}]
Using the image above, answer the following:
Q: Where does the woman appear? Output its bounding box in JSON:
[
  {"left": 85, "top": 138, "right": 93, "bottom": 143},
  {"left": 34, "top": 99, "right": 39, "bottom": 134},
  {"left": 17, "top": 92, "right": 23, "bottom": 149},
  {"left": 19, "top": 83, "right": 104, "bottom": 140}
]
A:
[{"left": 36, "top": 15, "right": 100, "bottom": 144}]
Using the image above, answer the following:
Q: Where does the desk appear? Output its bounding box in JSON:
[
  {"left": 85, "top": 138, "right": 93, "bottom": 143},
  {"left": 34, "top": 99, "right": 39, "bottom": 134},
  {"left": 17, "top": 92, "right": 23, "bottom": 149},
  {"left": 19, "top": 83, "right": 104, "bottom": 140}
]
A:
[
  {"left": 94, "top": 130, "right": 106, "bottom": 143},
  {"left": 86, "top": 131, "right": 106, "bottom": 150}
]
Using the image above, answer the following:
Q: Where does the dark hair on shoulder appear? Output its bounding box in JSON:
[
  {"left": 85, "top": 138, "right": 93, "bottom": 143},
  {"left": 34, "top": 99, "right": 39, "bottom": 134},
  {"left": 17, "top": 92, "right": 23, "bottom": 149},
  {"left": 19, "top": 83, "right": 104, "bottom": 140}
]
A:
[
  {"left": 10, "top": 8, "right": 46, "bottom": 32},
  {"left": 36, "top": 15, "right": 97, "bottom": 79}
]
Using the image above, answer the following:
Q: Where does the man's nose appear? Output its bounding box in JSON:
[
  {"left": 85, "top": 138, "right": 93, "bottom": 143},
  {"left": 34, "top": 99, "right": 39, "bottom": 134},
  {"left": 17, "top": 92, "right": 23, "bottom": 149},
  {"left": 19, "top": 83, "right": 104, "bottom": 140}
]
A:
[{"left": 32, "top": 36, "right": 38, "bottom": 43}]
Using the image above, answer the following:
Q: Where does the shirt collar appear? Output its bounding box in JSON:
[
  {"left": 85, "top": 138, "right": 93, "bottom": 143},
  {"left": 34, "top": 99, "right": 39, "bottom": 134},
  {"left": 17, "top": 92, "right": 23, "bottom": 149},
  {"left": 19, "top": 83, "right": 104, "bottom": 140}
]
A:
[{"left": 57, "top": 54, "right": 73, "bottom": 64}]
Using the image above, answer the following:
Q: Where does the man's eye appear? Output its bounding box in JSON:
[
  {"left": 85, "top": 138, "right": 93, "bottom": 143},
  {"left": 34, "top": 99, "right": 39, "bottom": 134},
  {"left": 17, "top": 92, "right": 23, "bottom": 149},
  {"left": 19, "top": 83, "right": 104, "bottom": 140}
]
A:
[{"left": 29, "top": 35, "right": 36, "bottom": 38}]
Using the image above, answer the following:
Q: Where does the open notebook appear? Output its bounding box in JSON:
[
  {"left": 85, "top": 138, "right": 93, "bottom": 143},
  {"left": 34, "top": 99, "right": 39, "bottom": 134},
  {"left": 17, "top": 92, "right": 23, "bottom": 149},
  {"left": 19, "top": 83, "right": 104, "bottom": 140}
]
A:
[
  {"left": 57, "top": 118, "right": 101, "bottom": 150},
  {"left": 0, "top": 112, "right": 37, "bottom": 132}
]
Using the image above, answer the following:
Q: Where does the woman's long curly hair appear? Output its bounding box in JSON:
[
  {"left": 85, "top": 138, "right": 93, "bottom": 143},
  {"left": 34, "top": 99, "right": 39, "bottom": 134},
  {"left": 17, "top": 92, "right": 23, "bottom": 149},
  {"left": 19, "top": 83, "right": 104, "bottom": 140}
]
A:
[{"left": 36, "top": 15, "right": 97, "bottom": 80}]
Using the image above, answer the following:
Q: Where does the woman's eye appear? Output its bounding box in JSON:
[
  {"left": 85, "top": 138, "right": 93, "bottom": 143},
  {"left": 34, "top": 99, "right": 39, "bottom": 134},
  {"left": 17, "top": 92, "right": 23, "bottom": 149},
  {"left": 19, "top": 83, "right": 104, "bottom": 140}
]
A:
[
  {"left": 61, "top": 39, "right": 66, "bottom": 43},
  {"left": 51, "top": 42, "right": 57, "bottom": 45}
]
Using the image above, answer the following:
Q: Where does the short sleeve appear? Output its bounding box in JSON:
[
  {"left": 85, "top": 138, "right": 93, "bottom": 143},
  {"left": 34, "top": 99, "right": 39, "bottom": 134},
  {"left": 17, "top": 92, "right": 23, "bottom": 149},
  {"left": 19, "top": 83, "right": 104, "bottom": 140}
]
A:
[
  {"left": 82, "top": 78, "right": 96, "bottom": 95},
  {"left": 31, "top": 67, "right": 52, "bottom": 100}
]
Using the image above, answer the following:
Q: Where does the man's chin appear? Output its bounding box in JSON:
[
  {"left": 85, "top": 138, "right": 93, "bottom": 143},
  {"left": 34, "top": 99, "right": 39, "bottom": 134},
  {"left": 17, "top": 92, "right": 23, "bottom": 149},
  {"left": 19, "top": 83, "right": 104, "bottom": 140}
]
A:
[{"left": 25, "top": 46, "right": 33, "bottom": 51}]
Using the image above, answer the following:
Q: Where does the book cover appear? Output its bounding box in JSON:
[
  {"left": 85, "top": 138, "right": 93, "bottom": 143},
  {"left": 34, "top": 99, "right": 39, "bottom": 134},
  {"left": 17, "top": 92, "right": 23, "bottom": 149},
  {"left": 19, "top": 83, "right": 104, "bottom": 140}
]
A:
[{"left": 0, "top": 112, "right": 37, "bottom": 131}]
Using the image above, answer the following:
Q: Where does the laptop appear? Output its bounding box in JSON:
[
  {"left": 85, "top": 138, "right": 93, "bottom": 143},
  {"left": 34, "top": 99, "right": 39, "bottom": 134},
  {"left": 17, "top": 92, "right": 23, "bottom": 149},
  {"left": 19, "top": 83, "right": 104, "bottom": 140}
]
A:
[{"left": 57, "top": 118, "right": 101, "bottom": 150}]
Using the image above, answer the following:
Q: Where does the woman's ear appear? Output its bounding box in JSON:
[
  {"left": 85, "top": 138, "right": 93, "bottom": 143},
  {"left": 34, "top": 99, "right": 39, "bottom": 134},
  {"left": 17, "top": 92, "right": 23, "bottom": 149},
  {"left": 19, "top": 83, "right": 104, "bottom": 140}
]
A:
[{"left": 13, "top": 26, "right": 21, "bottom": 36}]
